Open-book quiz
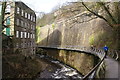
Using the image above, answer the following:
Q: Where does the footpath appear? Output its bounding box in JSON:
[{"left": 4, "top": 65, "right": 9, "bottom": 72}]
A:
[{"left": 104, "top": 56, "right": 120, "bottom": 79}]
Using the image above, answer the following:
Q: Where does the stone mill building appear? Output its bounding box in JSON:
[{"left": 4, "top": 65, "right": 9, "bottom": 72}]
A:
[{"left": 2, "top": 1, "right": 36, "bottom": 56}]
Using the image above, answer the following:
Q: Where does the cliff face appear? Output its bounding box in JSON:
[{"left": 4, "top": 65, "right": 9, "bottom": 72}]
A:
[{"left": 37, "top": 14, "right": 115, "bottom": 49}]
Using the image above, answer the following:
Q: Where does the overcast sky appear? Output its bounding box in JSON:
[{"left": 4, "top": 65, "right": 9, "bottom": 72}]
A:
[
  {"left": 3, "top": 0, "right": 119, "bottom": 14},
  {"left": 17, "top": 0, "right": 73, "bottom": 14},
  {"left": 15, "top": 0, "right": 119, "bottom": 14}
]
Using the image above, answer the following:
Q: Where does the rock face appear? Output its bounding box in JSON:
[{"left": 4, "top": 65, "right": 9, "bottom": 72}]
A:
[
  {"left": 38, "top": 14, "right": 113, "bottom": 48},
  {"left": 37, "top": 14, "right": 114, "bottom": 75}
]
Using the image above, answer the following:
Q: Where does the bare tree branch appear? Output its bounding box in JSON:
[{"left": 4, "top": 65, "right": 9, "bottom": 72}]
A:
[
  {"left": 81, "top": 2, "right": 113, "bottom": 28},
  {"left": 81, "top": 2, "right": 106, "bottom": 21},
  {"left": 98, "top": 2, "right": 117, "bottom": 24}
]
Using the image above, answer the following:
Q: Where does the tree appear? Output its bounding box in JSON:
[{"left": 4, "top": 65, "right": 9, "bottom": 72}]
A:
[
  {"left": 66, "top": 1, "right": 120, "bottom": 49},
  {"left": 1, "top": 2, "right": 6, "bottom": 30},
  {"left": 36, "top": 12, "right": 55, "bottom": 27},
  {"left": 72, "top": 1, "right": 120, "bottom": 49}
]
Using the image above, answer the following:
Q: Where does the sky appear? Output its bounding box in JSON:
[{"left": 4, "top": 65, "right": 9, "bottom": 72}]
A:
[
  {"left": 2, "top": 0, "right": 119, "bottom": 14},
  {"left": 17, "top": 0, "right": 73, "bottom": 14},
  {"left": 15, "top": 0, "right": 119, "bottom": 14}
]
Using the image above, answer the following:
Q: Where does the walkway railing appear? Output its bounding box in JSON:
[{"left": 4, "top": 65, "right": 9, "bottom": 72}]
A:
[
  {"left": 38, "top": 45, "right": 105, "bottom": 59},
  {"left": 108, "top": 50, "right": 119, "bottom": 61},
  {"left": 38, "top": 45, "right": 117, "bottom": 79}
]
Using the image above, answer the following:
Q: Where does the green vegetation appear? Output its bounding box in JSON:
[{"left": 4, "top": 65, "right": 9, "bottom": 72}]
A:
[
  {"left": 36, "top": 12, "right": 56, "bottom": 27},
  {"left": 89, "top": 34, "right": 95, "bottom": 45},
  {"left": 81, "top": 2, "right": 120, "bottom": 49},
  {"left": 36, "top": 26, "right": 41, "bottom": 43},
  {"left": 88, "top": 30, "right": 116, "bottom": 49},
  {"left": 52, "top": 23, "right": 55, "bottom": 29},
  {"left": 98, "top": 32, "right": 114, "bottom": 48}
]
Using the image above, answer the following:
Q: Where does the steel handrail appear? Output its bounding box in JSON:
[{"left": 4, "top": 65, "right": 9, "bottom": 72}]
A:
[
  {"left": 38, "top": 46, "right": 106, "bottom": 79},
  {"left": 82, "top": 52, "right": 105, "bottom": 79}
]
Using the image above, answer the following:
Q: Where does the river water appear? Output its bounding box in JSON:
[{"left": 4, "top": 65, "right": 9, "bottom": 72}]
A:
[{"left": 36, "top": 54, "right": 83, "bottom": 79}]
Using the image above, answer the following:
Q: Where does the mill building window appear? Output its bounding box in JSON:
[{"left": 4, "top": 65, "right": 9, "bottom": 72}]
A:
[
  {"left": 31, "top": 42, "right": 32, "bottom": 47},
  {"left": 31, "top": 25, "right": 32, "bottom": 29},
  {"left": 25, "top": 22, "right": 27, "bottom": 28},
  {"left": 21, "top": 20, "right": 23, "bottom": 27},
  {"left": 33, "top": 34, "right": 35, "bottom": 39},
  {"left": 28, "top": 33, "right": 30, "bottom": 38},
  {"left": 31, "top": 34, "right": 32, "bottom": 38},
  {"left": 22, "top": 42, "right": 25, "bottom": 48},
  {"left": 24, "top": 32, "right": 27, "bottom": 38},
  {"left": 17, "top": 7, "right": 20, "bottom": 14},
  {"left": 24, "top": 42, "right": 26, "bottom": 48},
  {"left": 28, "top": 14, "right": 30, "bottom": 19},
  {"left": 32, "top": 17, "right": 34, "bottom": 22},
  {"left": 5, "top": 4, "right": 11, "bottom": 14},
  {"left": 27, "top": 23, "right": 29, "bottom": 29},
  {"left": 25, "top": 12, "right": 27, "bottom": 18},
  {"left": 33, "top": 26, "right": 35, "bottom": 30},
  {"left": 16, "top": 43, "right": 19, "bottom": 48},
  {"left": 31, "top": 16, "right": 33, "bottom": 21},
  {"left": 21, "top": 10, "right": 24, "bottom": 16},
  {"left": 21, "top": 32, "right": 23, "bottom": 38},
  {"left": 16, "top": 31, "right": 19, "bottom": 38},
  {"left": 33, "top": 17, "right": 36, "bottom": 22},
  {"left": 16, "top": 19, "right": 19, "bottom": 25}
]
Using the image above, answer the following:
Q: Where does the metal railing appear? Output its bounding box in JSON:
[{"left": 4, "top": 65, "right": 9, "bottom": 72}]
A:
[
  {"left": 38, "top": 46, "right": 116, "bottom": 79},
  {"left": 108, "top": 50, "right": 119, "bottom": 61}
]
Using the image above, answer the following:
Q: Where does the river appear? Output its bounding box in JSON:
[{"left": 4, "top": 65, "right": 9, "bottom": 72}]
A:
[{"left": 35, "top": 54, "right": 83, "bottom": 79}]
